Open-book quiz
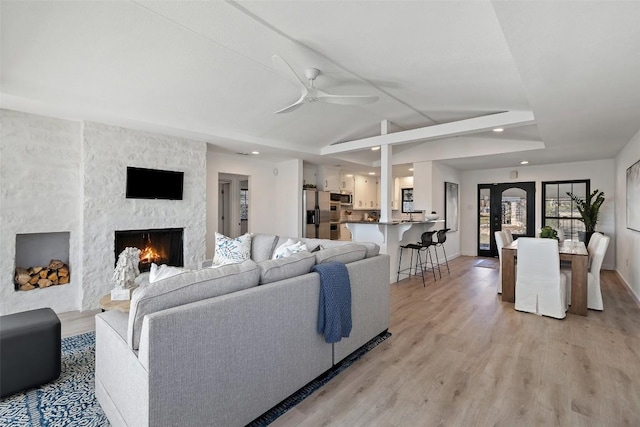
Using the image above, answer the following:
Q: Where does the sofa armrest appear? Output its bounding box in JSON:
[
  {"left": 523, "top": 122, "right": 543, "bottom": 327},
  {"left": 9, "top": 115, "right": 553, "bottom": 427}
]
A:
[{"left": 333, "top": 254, "right": 390, "bottom": 363}]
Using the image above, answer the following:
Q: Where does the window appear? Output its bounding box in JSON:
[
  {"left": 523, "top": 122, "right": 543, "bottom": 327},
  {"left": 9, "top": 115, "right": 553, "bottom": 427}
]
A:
[
  {"left": 542, "top": 180, "right": 589, "bottom": 241},
  {"left": 240, "top": 189, "right": 248, "bottom": 220}
]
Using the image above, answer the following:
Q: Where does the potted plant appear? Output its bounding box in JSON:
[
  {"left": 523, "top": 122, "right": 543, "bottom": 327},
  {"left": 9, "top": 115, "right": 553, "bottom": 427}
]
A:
[
  {"left": 566, "top": 189, "right": 605, "bottom": 244},
  {"left": 539, "top": 226, "right": 558, "bottom": 240}
]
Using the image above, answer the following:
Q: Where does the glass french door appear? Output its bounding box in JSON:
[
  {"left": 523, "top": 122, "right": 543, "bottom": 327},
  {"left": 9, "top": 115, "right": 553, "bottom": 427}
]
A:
[{"left": 478, "top": 182, "right": 536, "bottom": 257}]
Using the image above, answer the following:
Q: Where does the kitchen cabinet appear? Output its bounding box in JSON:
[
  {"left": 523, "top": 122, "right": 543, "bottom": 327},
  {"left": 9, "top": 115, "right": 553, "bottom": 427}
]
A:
[
  {"left": 316, "top": 166, "right": 340, "bottom": 192},
  {"left": 391, "top": 177, "right": 401, "bottom": 210},
  {"left": 354, "top": 175, "right": 378, "bottom": 210},
  {"left": 339, "top": 172, "right": 355, "bottom": 193},
  {"left": 303, "top": 165, "right": 317, "bottom": 187}
]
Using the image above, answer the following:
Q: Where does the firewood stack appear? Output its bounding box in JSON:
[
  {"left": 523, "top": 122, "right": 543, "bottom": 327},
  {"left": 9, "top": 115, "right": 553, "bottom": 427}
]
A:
[{"left": 14, "top": 259, "right": 70, "bottom": 291}]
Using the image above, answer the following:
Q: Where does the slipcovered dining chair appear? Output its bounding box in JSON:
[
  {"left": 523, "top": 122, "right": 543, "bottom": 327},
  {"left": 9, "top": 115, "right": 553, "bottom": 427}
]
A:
[
  {"left": 503, "top": 229, "right": 513, "bottom": 244},
  {"left": 587, "top": 232, "right": 604, "bottom": 266},
  {"left": 494, "top": 231, "right": 507, "bottom": 294},
  {"left": 566, "top": 232, "right": 604, "bottom": 277},
  {"left": 566, "top": 234, "right": 609, "bottom": 310},
  {"left": 515, "top": 238, "right": 568, "bottom": 319}
]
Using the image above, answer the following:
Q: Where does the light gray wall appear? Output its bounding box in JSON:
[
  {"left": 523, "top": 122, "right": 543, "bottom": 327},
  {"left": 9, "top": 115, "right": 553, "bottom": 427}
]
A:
[
  {"left": 206, "top": 152, "right": 302, "bottom": 259},
  {"left": 461, "top": 159, "right": 616, "bottom": 270},
  {"left": 615, "top": 128, "right": 640, "bottom": 301}
]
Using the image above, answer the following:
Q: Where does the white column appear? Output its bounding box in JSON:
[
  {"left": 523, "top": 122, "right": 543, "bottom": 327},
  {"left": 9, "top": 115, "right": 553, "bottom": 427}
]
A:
[{"left": 380, "top": 120, "right": 393, "bottom": 223}]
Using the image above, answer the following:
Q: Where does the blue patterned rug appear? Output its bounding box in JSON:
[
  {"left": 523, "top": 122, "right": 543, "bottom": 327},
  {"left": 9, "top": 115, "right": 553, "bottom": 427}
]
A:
[
  {"left": 0, "top": 330, "right": 391, "bottom": 427},
  {"left": 0, "top": 332, "right": 108, "bottom": 427}
]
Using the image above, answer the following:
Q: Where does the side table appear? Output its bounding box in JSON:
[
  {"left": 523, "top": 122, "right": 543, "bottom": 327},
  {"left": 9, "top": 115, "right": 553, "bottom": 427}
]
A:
[{"left": 99, "top": 292, "right": 133, "bottom": 313}]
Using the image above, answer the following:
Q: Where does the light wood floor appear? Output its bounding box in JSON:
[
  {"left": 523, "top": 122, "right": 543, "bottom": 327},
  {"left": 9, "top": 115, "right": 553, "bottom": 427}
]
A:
[{"left": 61, "top": 256, "right": 640, "bottom": 426}]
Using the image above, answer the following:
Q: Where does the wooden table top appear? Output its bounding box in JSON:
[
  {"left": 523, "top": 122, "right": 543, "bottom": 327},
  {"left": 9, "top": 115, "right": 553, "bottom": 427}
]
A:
[
  {"left": 99, "top": 292, "right": 133, "bottom": 313},
  {"left": 504, "top": 239, "right": 588, "bottom": 256}
]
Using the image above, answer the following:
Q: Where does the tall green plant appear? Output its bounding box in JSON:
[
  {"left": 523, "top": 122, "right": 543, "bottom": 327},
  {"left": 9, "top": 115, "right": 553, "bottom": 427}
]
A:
[{"left": 566, "top": 189, "right": 605, "bottom": 232}]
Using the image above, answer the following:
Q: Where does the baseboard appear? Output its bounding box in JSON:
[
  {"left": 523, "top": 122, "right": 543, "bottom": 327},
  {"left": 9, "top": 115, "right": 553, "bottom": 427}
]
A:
[{"left": 615, "top": 270, "right": 640, "bottom": 308}]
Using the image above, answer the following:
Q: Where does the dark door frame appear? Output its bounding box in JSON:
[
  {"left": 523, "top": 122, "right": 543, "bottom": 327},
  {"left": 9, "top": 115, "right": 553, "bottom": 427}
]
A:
[{"left": 477, "top": 182, "right": 536, "bottom": 257}]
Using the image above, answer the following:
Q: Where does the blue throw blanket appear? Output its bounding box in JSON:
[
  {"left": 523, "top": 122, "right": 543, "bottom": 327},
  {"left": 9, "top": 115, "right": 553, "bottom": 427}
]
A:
[{"left": 312, "top": 262, "right": 352, "bottom": 343}]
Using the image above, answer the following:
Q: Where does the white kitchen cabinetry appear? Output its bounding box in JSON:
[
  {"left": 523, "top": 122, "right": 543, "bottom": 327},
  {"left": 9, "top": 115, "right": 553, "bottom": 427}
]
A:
[
  {"left": 339, "top": 172, "right": 355, "bottom": 193},
  {"left": 391, "top": 177, "right": 401, "bottom": 210},
  {"left": 303, "top": 165, "right": 317, "bottom": 187},
  {"left": 316, "top": 166, "right": 340, "bottom": 192},
  {"left": 354, "top": 175, "right": 378, "bottom": 210}
]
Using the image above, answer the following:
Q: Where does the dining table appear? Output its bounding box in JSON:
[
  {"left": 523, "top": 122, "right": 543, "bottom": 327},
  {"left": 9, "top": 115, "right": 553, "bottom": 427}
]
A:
[{"left": 501, "top": 239, "right": 589, "bottom": 316}]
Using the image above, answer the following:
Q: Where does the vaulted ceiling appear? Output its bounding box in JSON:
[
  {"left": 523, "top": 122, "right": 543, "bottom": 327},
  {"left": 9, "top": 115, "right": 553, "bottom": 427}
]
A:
[{"left": 2, "top": 1, "right": 639, "bottom": 173}]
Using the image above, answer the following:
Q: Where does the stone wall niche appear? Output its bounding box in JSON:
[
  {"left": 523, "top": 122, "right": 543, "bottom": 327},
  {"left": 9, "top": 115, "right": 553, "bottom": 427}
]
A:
[{"left": 14, "top": 232, "right": 71, "bottom": 291}]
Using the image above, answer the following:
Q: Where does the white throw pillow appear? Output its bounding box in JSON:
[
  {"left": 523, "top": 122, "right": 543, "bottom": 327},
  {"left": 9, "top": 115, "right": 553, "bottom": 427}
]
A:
[
  {"left": 272, "top": 239, "right": 308, "bottom": 259},
  {"left": 149, "top": 263, "right": 188, "bottom": 283},
  {"left": 213, "top": 232, "right": 253, "bottom": 266}
]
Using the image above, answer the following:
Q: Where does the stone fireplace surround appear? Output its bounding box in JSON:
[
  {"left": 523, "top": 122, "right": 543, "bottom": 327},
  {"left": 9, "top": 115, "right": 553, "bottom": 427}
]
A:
[{"left": 0, "top": 110, "right": 207, "bottom": 315}]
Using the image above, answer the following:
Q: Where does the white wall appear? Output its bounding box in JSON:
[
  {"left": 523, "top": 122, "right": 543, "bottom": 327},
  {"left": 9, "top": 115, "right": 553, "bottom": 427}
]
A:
[
  {"left": 615, "top": 129, "right": 640, "bottom": 300},
  {"left": 1, "top": 110, "right": 208, "bottom": 314},
  {"left": 433, "top": 162, "right": 462, "bottom": 259},
  {"left": 206, "top": 152, "right": 303, "bottom": 258},
  {"left": 1, "top": 110, "right": 83, "bottom": 314},
  {"left": 461, "top": 159, "right": 616, "bottom": 269},
  {"left": 81, "top": 122, "right": 207, "bottom": 310},
  {"left": 275, "top": 159, "right": 303, "bottom": 238}
]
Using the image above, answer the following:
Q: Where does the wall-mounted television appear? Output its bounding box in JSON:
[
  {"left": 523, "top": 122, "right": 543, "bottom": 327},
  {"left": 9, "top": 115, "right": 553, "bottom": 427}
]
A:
[{"left": 126, "top": 167, "right": 184, "bottom": 200}]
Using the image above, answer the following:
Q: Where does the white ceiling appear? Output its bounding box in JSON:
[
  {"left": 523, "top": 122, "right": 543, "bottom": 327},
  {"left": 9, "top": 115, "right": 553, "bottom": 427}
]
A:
[{"left": 2, "top": 1, "right": 639, "bottom": 173}]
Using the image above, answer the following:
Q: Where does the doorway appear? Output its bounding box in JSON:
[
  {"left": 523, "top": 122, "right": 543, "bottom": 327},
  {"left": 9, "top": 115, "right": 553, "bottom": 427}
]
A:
[
  {"left": 218, "top": 173, "right": 249, "bottom": 238},
  {"left": 478, "top": 182, "right": 536, "bottom": 257}
]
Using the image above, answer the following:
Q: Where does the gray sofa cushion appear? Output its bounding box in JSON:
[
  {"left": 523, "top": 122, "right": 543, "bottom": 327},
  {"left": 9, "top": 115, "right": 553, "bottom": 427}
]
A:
[
  {"left": 251, "top": 234, "right": 279, "bottom": 262},
  {"left": 314, "top": 243, "right": 367, "bottom": 265},
  {"left": 127, "top": 260, "right": 260, "bottom": 350},
  {"left": 257, "top": 251, "right": 317, "bottom": 284},
  {"left": 301, "top": 238, "right": 380, "bottom": 258}
]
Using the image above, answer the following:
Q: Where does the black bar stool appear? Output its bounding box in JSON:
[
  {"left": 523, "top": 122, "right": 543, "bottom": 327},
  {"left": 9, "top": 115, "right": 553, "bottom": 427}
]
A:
[
  {"left": 434, "top": 228, "right": 451, "bottom": 275},
  {"left": 417, "top": 231, "right": 439, "bottom": 281},
  {"left": 397, "top": 242, "right": 426, "bottom": 286}
]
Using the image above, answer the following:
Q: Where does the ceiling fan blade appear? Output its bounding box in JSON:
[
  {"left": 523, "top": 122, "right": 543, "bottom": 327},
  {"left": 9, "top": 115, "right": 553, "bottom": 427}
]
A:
[
  {"left": 274, "top": 93, "right": 306, "bottom": 114},
  {"left": 272, "top": 55, "right": 307, "bottom": 89},
  {"left": 317, "top": 91, "right": 379, "bottom": 106}
]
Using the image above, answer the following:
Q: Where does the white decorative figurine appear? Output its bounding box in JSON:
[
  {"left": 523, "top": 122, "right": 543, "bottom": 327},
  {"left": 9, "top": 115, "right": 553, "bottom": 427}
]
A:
[{"left": 112, "top": 247, "right": 141, "bottom": 300}]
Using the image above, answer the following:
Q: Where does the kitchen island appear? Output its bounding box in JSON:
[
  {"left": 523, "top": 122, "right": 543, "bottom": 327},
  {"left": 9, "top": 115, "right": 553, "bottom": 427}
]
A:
[{"left": 346, "top": 220, "right": 445, "bottom": 283}]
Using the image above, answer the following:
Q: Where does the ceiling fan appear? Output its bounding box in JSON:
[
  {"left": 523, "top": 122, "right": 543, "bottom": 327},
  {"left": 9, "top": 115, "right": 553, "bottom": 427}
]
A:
[{"left": 272, "top": 55, "right": 379, "bottom": 114}]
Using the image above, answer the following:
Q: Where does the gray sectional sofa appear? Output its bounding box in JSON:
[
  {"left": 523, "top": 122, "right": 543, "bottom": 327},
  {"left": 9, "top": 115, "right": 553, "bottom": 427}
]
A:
[{"left": 95, "top": 234, "right": 390, "bottom": 427}]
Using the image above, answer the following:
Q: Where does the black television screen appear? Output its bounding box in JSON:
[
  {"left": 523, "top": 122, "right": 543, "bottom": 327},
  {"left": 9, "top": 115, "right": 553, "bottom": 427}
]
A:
[{"left": 126, "top": 167, "right": 184, "bottom": 200}]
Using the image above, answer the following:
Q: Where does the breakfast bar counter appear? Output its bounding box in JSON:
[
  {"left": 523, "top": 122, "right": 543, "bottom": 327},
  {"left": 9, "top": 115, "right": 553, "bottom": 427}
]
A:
[{"left": 346, "top": 220, "right": 445, "bottom": 283}]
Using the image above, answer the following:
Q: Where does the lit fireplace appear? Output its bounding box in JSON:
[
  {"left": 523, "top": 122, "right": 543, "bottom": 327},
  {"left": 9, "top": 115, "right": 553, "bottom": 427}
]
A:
[{"left": 114, "top": 228, "right": 184, "bottom": 272}]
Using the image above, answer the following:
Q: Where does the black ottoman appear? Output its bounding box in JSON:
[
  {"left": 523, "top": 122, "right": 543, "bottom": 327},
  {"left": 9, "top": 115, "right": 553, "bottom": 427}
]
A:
[{"left": 1, "top": 307, "right": 61, "bottom": 397}]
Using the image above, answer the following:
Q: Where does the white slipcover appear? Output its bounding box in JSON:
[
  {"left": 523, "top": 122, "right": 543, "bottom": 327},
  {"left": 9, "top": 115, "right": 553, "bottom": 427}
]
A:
[
  {"left": 494, "top": 231, "right": 507, "bottom": 294},
  {"left": 515, "top": 238, "right": 568, "bottom": 319}
]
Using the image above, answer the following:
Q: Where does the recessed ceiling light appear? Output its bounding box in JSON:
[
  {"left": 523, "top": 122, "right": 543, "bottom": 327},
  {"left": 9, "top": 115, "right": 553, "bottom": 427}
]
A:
[
  {"left": 520, "top": 160, "right": 529, "bottom": 165},
  {"left": 493, "top": 128, "right": 504, "bottom": 132},
  {"left": 345, "top": 174, "right": 353, "bottom": 178},
  {"left": 371, "top": 146, "right": 380, "bottom": 151},
  {"left": 368, "top": 172, "right": 375, "bottom": 175},
  {"left": 251, "top": 151, "right": 260, "bottom": 155},
  {"left": 409, "top": 168, "right": 414, "bottom": 171}
]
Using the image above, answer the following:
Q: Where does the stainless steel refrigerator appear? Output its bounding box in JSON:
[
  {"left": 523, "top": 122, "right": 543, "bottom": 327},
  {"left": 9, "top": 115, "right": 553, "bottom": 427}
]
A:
[{"left": 303, "top": 190, "right": 331, "bottom": 239}]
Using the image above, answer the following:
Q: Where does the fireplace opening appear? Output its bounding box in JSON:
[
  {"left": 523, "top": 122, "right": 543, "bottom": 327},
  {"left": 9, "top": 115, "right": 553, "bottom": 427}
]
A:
[{"left": 114, "top": 228, "right": 184, "bottom": 272}]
